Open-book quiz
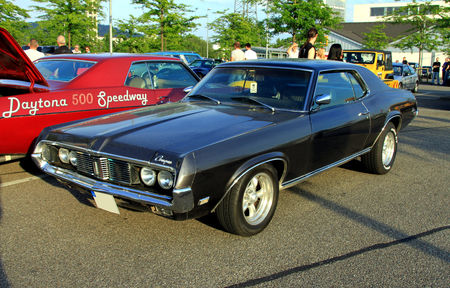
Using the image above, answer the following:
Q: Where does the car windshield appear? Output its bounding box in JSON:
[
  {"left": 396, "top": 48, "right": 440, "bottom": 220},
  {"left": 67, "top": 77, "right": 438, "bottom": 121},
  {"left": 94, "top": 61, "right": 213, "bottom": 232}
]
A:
[
  {"left": 184, "top": 55, "right": 202, "bottom": 64},
  {"left": 186, "top": 67, "right": 311, "bottom": 110},
  {"left": 393, "top": 66, "right": 403, "bottom": 76},
  {"left": 34, "top": 59, "right": 96, "bottom": 82},
  {"left": 190, "top": 60, "right": 214, "bottom": 68},
  {"left": 344, "top": 52, "right": 376, "bottom": 64}
]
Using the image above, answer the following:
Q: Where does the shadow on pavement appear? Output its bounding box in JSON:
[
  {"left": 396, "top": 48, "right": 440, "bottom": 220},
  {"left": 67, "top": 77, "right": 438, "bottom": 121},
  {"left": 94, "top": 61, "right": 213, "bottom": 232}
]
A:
[
  {"left": 0, "top": 191, "right": 11, "bottom": 287},
  {"left": 227, "top": 187, "right": 450, "bottom": 288}
]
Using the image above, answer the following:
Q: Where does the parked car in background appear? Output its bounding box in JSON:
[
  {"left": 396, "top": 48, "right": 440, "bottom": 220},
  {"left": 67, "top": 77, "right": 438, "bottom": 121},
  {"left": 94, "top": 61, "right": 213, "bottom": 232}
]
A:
[
  {"left": 418, "top": 66, "right": 432, "bottom": 82},
  {"left": 146, "top": 51, "right": 202, "bottom": 65},
  {"left": 33, "top": 59, "right": 417, "bottom": 236},
  {"left": 189, "top": 59, "right": 216, "bottom": 78},
  {"left": 393, "top": 63, "right": 419, "bottom": 92},
  {"left": 0, "top": 27, "right": 199, "bottom": 161}
]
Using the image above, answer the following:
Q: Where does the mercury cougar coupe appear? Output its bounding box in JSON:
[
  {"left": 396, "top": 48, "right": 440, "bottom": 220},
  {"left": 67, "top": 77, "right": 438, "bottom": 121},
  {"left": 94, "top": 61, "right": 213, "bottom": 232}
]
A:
[{"left": 32, "top": 59, "right": 418, "bottom": 236}]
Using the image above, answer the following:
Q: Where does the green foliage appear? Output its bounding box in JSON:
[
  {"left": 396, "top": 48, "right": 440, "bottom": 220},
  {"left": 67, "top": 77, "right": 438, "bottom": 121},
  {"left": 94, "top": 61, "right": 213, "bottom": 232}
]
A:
[
  {"left": 0, "top": 0, "right": 31, "bottom": 43},
  {"left": 362, "top": 24, "right": 390, "bottom": 50},
  {"left": 31, "top": 0, "right": 105, "bottom": 49},
  {"left": 131, "top": 0, "right": 200, "bottom": 51},
  {"left": 209, "top": 11, "right": 266, "bottom": 58},
  {"left": 384, "top": 0, "right": 449, "bottom": 64},
  {"left": 266, "top": 0, "right": 342, "bottom": 46}
]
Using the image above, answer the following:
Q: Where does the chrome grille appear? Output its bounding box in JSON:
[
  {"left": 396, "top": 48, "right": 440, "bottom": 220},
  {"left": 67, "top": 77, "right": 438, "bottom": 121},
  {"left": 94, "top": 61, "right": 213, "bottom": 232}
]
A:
[
  {"left": 75, "top": 152, "right": 131, "bottom": 184},
  {"left": 108, "top": 158, "right": 131, "bottom": 183}
]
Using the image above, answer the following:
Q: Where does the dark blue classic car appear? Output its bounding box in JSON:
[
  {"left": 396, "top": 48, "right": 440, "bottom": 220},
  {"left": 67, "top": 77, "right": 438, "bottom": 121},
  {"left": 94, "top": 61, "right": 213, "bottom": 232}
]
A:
[{"left": 32, "top": 59, "right": 417, "bottom": 236}]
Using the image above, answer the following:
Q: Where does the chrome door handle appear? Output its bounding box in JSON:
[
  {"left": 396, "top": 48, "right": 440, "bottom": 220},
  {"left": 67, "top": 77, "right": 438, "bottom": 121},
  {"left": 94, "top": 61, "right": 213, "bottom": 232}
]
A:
[{"left": 358, "top": 111, "right": 369, "bottom": 116}]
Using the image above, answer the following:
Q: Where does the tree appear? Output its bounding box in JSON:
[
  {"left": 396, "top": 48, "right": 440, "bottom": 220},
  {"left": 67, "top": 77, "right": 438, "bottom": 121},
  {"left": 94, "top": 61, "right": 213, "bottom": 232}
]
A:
[
  {"left": 0, "top": 0, "right": 30, "bottom": 43},
  {"left": 209, "top": 11, "right": 266, "bottom": 58},
  {"left": 384, "top": 0, "right": 449, "bottom": 66},
  {"left": 114, "top": 16, "right": 158, "bottom": 53},
  {"left": 31, "top": 0, "right": 104, "bottom": 49},
  {"left": 362, "top": 24, "right": 390, "bottom": 50},
  {"left": 266, "top": 0, "right": 342, "bottom": 45},
  {"left": 131, "top": 0, "right": 199, "bottom": 51}
]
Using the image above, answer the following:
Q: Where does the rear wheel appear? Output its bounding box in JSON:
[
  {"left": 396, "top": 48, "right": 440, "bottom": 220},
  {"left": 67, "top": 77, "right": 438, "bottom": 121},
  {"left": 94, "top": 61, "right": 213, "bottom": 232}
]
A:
[
  {"left": 216, "top": 164, "right": 279, "bottom": 236},
  {"left": 362, "top": 122, "right": 398, "bottom": 174}
]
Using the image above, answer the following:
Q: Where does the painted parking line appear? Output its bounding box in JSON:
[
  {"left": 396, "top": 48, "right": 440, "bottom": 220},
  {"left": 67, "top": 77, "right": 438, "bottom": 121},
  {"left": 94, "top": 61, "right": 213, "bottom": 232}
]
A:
[{"left": 0, "top": 175, "right": 48, "bottom": 188}]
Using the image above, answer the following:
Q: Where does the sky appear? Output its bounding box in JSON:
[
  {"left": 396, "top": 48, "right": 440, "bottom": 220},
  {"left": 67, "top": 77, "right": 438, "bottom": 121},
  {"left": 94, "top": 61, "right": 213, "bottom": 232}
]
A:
[{"left": 14, "top": 0, "right": 410, "bottom": 40}]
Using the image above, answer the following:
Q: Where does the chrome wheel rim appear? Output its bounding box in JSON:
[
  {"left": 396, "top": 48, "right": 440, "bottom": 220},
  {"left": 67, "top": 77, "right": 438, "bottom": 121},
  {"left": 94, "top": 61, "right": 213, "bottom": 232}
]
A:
[
  {"left": 242, "top": 172, "right": 274, "bottom": 225},
  {"left": 382, "top": 130, "right": 396, "bottom": 167}
]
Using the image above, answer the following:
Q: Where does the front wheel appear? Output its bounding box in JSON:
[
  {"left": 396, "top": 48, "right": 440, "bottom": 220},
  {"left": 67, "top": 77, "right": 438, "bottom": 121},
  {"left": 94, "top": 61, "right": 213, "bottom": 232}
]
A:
[
  {"left": 362, "top": 122, "right": 398, "bottom": 174},
  {"left": 216, "top": 164, "right": 279, "bottom": 236}
]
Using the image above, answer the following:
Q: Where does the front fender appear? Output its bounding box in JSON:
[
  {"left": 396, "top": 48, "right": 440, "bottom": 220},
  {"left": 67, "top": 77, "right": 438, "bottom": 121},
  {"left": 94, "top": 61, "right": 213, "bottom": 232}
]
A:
[{"left": 211, "top": 152, "right": 287, "bottom": 212}]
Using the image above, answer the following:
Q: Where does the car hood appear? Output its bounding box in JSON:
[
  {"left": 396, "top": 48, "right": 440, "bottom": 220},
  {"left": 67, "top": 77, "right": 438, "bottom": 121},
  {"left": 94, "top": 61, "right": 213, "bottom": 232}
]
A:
[
  {"left": 45, "top": 102, "right": 297, "bottom": 163},
  {"left": 0, "top": 28, "right": 48, "bottom": 91}
]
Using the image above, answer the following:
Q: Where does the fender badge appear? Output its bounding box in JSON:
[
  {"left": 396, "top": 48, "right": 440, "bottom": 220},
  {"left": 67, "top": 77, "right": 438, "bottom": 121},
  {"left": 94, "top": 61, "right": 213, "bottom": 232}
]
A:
[{"left": 154, "top": 155, "right": 173, "bottom": 165}]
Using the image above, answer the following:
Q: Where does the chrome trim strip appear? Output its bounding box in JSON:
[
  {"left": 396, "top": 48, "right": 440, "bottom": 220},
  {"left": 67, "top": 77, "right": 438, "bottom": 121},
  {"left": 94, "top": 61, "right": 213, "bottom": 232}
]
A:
[
  {"left": 0, "top": 79, "right": 48, "bottom": 91},
  {"left": 38, "top": 140, "right": 175, "bottom": 172},
  {"left": 211, "top": 157, "right": 287, "bottom": 212},
  {"left": 281, "top": 148, "right": 371, "bottom": 189},
  {"left": 32, "top": 158, "right": 193, "bottom": 213}
]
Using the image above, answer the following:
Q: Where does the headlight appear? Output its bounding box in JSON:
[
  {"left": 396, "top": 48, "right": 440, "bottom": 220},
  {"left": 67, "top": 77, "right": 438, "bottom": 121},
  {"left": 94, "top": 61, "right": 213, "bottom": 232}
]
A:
[
  {"left": 158, "top": 170, "right": 174, "bottom": 190},
  {"left": 58, "top": 148, "right": 70, "bottom": 164},
  {"left": 41, "top": 144, "right": 51, "bottom": 162},
  {"left": 140, "top": 167, "right": 157, "bottom": 186},
  {"left": 69, "top": 151, "right": 78, "bottom": 166}
]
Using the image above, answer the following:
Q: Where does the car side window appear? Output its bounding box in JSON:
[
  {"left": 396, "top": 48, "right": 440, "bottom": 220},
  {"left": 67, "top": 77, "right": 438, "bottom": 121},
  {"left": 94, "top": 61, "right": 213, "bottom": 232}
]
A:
[
  {"left": 125, "top": 62, "right": 152, "bottom": 89},
  {"left": 346, "top": 72, "right": 367, "bottom": 99},
  {"left": 147, "top": 62, "right": 198, "bottom": 89},
  {"left": 313, "top": 72, "right": 356, "bottom": 110}
]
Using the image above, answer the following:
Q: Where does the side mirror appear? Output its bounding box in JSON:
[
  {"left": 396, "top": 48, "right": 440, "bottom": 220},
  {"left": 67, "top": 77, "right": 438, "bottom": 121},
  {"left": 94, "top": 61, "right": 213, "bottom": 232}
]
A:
[
  {"left": 183, "top": 86, "right": 193, "bottom": 93},
  {"left": 315, "top": 94, "right": 332, "bottom": 105}
]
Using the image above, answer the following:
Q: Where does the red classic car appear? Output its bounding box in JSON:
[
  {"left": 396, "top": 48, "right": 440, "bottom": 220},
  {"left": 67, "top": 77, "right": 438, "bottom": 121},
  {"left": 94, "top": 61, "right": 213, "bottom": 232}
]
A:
[{"left": 0, "top": 28, "right": 199, "bottom": 161}]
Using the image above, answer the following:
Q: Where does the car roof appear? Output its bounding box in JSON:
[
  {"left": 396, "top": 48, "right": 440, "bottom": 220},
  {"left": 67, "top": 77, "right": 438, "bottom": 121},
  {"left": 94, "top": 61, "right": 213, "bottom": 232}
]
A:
[
  {"left": 40, "top": 53, "right": 181, "bottom": 62},
  {"left": 218, "top": 58, "right": 363, "bottom": 72}
]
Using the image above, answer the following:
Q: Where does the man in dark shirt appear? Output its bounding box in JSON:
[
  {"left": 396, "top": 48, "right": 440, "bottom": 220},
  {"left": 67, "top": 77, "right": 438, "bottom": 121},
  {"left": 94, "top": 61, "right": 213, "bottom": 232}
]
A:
[
  {"left": 402, "top": 57, "right": 408, "bottom": 64},
  {"left": 432, "top": 57, "right": 440, "bottom": 85},
  {"left": 54, "top": 35, "right": 73, "bottom": 54}
]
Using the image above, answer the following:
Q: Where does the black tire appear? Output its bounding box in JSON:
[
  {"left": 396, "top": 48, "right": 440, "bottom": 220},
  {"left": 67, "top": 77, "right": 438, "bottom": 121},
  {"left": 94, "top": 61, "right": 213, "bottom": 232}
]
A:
[
  {"left": 216, "top": 164, "right": 279, "bottom": 236},
  {"left": 362, "top": 122, "right": 398, "bottom": 174}
]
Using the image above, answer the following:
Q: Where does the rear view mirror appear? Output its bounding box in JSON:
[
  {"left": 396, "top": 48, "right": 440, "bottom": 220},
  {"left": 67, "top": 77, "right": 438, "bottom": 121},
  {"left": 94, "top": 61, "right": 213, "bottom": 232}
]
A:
[{"left": 315, "top": 94, "right": 332, "bottom": 105}]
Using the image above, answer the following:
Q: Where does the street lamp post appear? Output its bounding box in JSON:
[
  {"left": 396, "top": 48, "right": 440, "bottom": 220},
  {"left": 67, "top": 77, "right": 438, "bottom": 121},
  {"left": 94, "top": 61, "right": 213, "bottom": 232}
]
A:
[
  {"left": 109, "top": 0, "right": 113, "bottom": 54},
  {"left": 206, "top": 8, "right": 210, "bottom": 59}
]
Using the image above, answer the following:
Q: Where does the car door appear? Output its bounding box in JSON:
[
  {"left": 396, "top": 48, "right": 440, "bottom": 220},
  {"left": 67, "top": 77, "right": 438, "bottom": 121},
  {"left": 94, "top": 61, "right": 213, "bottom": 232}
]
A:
[
  {"left": 402, "top": 65, "right": 413, "bottom": 89},
  {"left": 309, "top": 71, "right": 370, "bottom": 171}
]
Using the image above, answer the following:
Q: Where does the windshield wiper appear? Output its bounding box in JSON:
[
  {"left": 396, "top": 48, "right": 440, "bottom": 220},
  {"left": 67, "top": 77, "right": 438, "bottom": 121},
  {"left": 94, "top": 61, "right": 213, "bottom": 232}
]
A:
[
  {"left": 231, "top": 97, "right": 275, "bottom": 112},
  {"left": 186, "top": 94, "right": 221, "bottom": 104}
]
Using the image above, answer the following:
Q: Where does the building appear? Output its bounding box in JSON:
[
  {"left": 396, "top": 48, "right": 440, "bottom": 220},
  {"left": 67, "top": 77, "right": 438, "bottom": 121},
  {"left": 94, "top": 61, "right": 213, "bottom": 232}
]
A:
[
  {"left": 353, "top": 0, "right": 446, "bottom": 23},
  {"left": 324, "top": 0, "right": 346, "bottom": 19}
]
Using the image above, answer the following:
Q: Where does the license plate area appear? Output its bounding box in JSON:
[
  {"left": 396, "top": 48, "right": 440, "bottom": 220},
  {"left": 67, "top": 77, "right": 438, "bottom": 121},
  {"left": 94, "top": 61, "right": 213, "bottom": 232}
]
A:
[{"left": 91, "top": 191, "right": 120, "bottom": 214}]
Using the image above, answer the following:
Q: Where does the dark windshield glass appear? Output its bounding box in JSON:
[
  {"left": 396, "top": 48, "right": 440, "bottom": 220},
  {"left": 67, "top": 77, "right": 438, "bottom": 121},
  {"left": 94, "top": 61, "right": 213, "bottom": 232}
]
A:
[
  {"left": 344, "top": 52, "right": 376, "bottom": 64},
  {"left": 187, "top": 67, "right": 311, "bottom": 110},
  {"left": 34, "top": 59, "right": 96, "bottom": 82},
  {"left": 393, "top": 66, "right": 402, "bottom": 76}
]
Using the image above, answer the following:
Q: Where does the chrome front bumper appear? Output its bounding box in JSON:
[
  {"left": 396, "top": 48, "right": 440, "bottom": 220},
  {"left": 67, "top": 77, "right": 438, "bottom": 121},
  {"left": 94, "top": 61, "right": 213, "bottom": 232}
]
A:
[{"left": 32, "top": 153, "right": 194, "bottom": 214}]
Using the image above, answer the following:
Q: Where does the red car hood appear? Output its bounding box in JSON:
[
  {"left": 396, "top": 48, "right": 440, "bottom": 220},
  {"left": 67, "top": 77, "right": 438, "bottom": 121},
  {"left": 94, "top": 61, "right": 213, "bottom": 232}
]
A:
[{"left": 0, "top": 28, "right": 49, "bottom": 92}]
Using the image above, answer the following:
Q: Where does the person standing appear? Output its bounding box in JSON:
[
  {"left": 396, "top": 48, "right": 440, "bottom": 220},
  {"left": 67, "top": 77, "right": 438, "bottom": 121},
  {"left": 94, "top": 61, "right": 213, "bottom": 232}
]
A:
[
  {"left": 244, "top": 43, "right": 257, "bottom": 60},
  {"left": 24, "top": 39, "right": 45, "bottom": 62},
  {"left": 298, "top": 27, "right": 318, "bottom": 59},
  {"left": 54, "top": 35, "right": 73, "bottom": 54},
  {"left": 287, "top": 42, "right": 299, "bottom": 58},
  {"left": 431, "top": 57, "right": 441, "bottom": 85},
  {"left": 85, "top": 46, "right": 91, "bottom": 53},
  {"left": 327, "top": 44, "right": 343, "bottom": 61},
  {"left": 442, "top": 57, "right": 449, "bottom": 84},
  {"left": 317, "top": 47, "right": 327, "bottom": 60},
  {"left": 402, "top": 57, "right": 408, "bottom": 64},
  {"left": 72, "top": 45, "right": 82, "bottom": 53},
  {"left": 231, "top": 42, "right": 245, "bottom": 62}
]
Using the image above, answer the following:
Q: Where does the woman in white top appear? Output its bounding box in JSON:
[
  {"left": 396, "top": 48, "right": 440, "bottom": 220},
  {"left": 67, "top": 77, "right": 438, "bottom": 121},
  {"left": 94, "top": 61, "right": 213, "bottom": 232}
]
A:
[{"left": 287, "top": 42, "right": 299, "bottom": 58}]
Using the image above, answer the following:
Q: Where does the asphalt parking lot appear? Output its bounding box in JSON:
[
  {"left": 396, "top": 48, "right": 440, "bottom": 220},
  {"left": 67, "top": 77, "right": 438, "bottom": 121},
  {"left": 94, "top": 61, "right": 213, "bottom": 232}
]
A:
[{"left": 0, "top": 84, "right": 449, "bottom": 287}]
